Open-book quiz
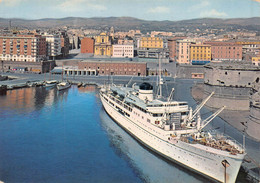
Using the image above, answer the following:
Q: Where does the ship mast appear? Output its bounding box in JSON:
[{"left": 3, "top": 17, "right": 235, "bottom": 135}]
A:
[
  {"left": 61, "top": 63, "right": 63, "bottom": 82},
  {"left": 157, "top": 54, "right": 163, "bottom": 98}
]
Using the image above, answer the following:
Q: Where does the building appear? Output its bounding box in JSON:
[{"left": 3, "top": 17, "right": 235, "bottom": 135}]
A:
[
  {"left": 236, "top": 41, "right": 260, "bottom": 61},
  {"left": 69, "top": 35, "right": 80, "bottom": 49},
  {"left": 176, "top": 39, "right": 194, "bottom": 64},
  {"left": 248, "top": 81, "right": 260, "bottom": 141},
  {"left": 150, "top": 31, "right": 173, "bottom": 37},
  {"left": 139, "top": 37, "right": 163, "bottom": 49},
  {"left": 138, "top": 36, "right": 169, "bottom": 61},
  {"left": 94, "top": 33, "right": 112, "bottom": 57},
  {"left": 61, "top": 66, "right": 96, "bottom": 76},
  {"left": 204, "top": 61, "right": 260, "bottom": 110},
  {"left": 60, "top": 32, "right": 70, "bottom": 58},
  {"left": 168, "top": 37, "right": 186, "bottom": 61},
  {"left": 78, "top": 60, "right": 147, "bottom": 76},
  {"left": 1, "top": 60, "right": 54, "bottom": 73},
  {"left": 42, "top": 34, "right": 62, "bottom": 60},
  {"left": 137, "top": 48, "right": 169, "bottom": 61},
  {"left": 0, "top": 34, "right": 47, "bottom": 62},
  {"left": 190, "top": 44, "right": 211, "bottom": 65},
  {"left": 112, "top": 45, "right": 134, "bottom": 58},
  {"left": 205, "top": 41, "right": 242, "bottom": 61},
  {"left": 81, "top": 37, "right": 94, "bottom": 53},
  {"left": 117, "top": 39, "right": 134, "bottom": 45},
  {"left": 252, "top": 56, "right": 260, "bottom": 66}
]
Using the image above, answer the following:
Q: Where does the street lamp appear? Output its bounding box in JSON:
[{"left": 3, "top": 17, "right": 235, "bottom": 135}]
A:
[{"left": 222, "top": 159, "right": 230, "bottom": 183}]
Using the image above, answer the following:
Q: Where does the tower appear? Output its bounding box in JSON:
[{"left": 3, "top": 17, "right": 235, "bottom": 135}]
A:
[{"left": 110, "top": 26, "right": 114, "bottom": 39}]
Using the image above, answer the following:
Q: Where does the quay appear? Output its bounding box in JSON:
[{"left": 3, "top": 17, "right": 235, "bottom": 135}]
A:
[{"left": 0, "top": 72, "right": 174, "bottom": 90}]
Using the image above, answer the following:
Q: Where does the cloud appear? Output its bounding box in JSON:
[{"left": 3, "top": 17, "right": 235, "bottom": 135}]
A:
[
  {"left": 188, "top": 0, "right": 210, "bottom": 12},
  {"left": 252, "top": 0, "right": 260, "bottom": 2},
  {"left": 0, "top": 0, "right": 27, "bottom": 6},
  {"left": 147, "top": 6, "right": 170, "bottom": 14},
  {"left": 57, "top": 0, "right": 107, "bottom": 12},
  {"left": 200, "top": 9, "right": 228, "bottom": 18}
]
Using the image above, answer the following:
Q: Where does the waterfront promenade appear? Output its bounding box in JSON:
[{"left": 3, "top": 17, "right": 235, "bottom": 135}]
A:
[{"left": 0, "top": 72, "right": 175, "bottom": 89}]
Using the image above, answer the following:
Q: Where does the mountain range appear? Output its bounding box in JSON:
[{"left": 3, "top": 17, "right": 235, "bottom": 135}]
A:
[{"left": 0, "top": 17, "right": 259, "bottom": 32}]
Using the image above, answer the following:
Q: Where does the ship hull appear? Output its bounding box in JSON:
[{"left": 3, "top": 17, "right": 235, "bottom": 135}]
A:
[
  {"left": 44, "top": 83, "right": 57, "bottom": 88},
  {"left": 100, "top": 92, "right": 245, "bottom": 183}
]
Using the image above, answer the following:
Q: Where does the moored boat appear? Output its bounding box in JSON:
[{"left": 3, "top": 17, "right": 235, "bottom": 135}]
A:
[
  {"left": 77, "top": 82, "right": 83, "bottom": 88},
  {"left": 57, "top": 81, "right": 71, "bottom": 91},
  {"left": 99, "top": 82, "right": 246, "bottom": 183},
  {"left": 44, "top": 80, "right": 58, "bottom": 88}
]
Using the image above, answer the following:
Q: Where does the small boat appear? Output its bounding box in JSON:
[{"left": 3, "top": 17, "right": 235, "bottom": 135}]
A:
[
  {"left": 57, "top": 82, "right": 71, "bottom": 91},
  {"left": 77, "top": 82, "right": 83, "bottom": 88},
  {"left": 7, "top": 85, "right": 13, "bottom": 90},
  {"left": 27, "top": 82, "right": 37, "bottom": 87},
  {"left": 35, "top": 81, "right": 44, "bottom": 86},
  {"left": 26, "top": 80, "right": 44, "bottom": 87},
  {"left": 13, "top": 83, "right": 28, "bottom": 89},
  {"left": 44, "top": 80, "right": 57, "bottom": 88}
]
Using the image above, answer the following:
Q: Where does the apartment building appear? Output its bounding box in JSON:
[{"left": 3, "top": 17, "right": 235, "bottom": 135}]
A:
[
  {"left": 112, "top": 44, "right": 134, "bottom": 58},
  {"left": 139, "top": 37, "right": 163, "bottom": 49},
  {"left": 60, "top": 32, "right": 70, "bottom": 58},
  {"left": 0, "top": 34, "right": 47, "bottom": 62},
  {"left": 205, "top": 41, "right": 242, "bottom": 61},
  {"left": 42, "top": 34, "right": 62, "bottom": 59},
  {"left": 168, "top": 37, "right": 187, "bottom": 60},
  {"left": 176, "top": 39, "right": 195, "bottom": 64},
  {"left": 190, "top": 44, "right": 211, "bottom": 64}
]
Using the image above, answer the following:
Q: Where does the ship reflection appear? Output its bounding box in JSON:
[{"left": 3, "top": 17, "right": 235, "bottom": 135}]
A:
[
  {"left": 99, "top": 108, "right": 211, "bottom": 183},
  {"left": 0, "top": 86, "right": 70, "bottom": 116},
  {"left": 78, "top": 85, "right": 97, "bottom": 93}
]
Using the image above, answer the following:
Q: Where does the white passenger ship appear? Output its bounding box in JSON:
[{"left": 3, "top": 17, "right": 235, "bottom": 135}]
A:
[{"left": 99, "top": 82, "right": 246, "bottom": 183}]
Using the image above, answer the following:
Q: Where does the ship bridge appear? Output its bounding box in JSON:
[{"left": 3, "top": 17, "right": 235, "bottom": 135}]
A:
[{"left": 146, "top": 100, "right": 189, "bottom": 114}]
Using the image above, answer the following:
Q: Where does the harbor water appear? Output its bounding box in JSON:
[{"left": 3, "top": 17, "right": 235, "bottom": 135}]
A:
[{"left": 0, "top": 80, "right": 255, "bottom": 183}]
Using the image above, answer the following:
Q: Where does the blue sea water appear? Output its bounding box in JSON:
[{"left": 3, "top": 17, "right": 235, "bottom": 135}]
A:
[
  {"left": 0, "top": 86, "right": 143, "bottom": 183},
  {"left": 0, "top": 83, "right": 251, "bottom": 183}
]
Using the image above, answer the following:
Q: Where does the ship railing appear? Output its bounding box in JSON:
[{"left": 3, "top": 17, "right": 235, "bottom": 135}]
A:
[
  {"left": 179, "top": 132, "right": 245, "bottom": 154},
  {"left": 108, "top": 93, "right": 133, "bottom": 112},
  {"left": 211, "top": 133, "right": 245, "bottom": 154}
]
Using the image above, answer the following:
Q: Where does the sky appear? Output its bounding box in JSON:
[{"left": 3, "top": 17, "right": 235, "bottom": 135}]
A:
[{"left": 0, "top": 0, "right": 259, "bottom": 21}]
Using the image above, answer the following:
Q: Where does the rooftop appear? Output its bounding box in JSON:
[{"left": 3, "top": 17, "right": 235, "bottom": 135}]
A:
[
  {"left": 204, "top": 61, "right": 260, "bottom": 71},
  {"left": 81, "top": 60, "right": 146, "bottom": 64}
]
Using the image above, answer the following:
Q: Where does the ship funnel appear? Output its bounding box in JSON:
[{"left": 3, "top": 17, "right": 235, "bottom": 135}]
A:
[{"left": 139, "top": 82, "right": 154, "bottom": 102}]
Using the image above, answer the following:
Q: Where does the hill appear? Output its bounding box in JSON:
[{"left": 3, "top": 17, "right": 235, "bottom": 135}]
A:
[{"left": 0, "top": 17, "right": 259, "bottom": 32}]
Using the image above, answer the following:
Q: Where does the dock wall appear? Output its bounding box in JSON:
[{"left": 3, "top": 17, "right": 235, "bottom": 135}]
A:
[
  {"left": 176, "top": 65, "right": 204, "bottom": 79},
  {"left": 204, "top": 84, "right": 250, "bottom": 110}
]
